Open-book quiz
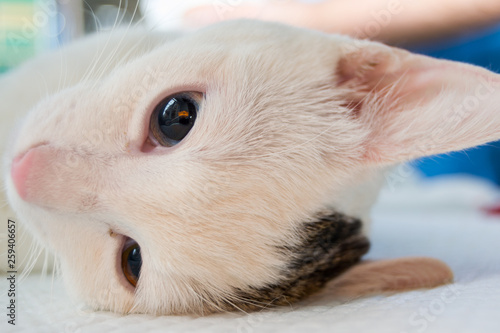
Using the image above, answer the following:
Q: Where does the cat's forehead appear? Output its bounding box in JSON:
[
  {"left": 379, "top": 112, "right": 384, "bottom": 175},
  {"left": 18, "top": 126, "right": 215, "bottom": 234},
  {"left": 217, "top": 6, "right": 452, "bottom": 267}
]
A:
[{"left": 111, "top": 20, "right": 339, "bottom": 90}]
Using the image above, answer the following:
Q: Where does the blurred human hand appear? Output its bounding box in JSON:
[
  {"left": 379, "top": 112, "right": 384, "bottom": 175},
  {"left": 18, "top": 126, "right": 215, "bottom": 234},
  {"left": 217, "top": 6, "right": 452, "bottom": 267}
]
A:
[
  {"left": 184, "top": 1, "right": 318, "bottom": 31},
  {"left": 184, "top": 0, "right": 500, "bottom": 45}
]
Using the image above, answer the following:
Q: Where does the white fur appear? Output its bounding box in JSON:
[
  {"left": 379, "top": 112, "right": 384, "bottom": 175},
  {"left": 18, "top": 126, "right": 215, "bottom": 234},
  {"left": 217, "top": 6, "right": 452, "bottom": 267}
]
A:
[{"left": 2, "top": 20, "right": 500, "bottom": 315}]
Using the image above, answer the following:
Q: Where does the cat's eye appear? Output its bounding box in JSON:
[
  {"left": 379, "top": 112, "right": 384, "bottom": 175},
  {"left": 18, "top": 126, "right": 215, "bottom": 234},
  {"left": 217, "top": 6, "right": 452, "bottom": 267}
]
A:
[
  {"left": 149, "top": 92, "right": 200, "bottom": 147},
  {"left": 121, "top": 238, "right": 142, "bottom": 287}
]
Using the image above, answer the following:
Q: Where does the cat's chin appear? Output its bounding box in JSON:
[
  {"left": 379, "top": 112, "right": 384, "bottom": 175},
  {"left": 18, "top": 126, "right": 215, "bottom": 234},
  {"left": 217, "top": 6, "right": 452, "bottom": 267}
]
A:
[{"left": 202, "top": 211, "right": 371, "bottom": 313}]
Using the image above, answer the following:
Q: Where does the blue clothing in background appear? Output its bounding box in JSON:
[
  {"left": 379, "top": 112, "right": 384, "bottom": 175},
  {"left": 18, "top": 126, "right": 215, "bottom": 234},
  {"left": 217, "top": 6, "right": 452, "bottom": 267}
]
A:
[{"left": 407, "top": 24, "right": 500, "bottom": 185}]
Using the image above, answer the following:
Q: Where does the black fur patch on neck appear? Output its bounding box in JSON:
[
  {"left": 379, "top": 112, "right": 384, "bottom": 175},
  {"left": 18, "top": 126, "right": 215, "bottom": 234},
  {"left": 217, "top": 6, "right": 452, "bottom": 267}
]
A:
[{"left": 223, "top": 211, "right": 370, "bottom": 312}]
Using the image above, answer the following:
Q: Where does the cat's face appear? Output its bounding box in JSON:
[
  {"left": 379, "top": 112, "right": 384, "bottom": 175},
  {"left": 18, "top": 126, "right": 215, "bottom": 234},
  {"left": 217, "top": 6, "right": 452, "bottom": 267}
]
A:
[
  {"left": 5, "top": 20, "right": 500, "bottom": 315},
  {"left": 5, "top": 21, "right": 374, "bottom": 314}
]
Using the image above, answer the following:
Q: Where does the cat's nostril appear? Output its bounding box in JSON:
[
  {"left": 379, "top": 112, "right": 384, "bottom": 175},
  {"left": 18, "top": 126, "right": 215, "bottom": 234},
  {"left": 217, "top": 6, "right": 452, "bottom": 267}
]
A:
[{"left": 11, "top": 149, "right": 37, "bottom": 200}]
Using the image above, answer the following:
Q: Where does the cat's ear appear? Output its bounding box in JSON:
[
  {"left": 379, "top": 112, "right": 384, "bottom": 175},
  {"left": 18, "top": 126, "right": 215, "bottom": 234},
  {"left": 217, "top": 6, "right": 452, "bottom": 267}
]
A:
[
  {"left": 328, "top": 257, "right": 453, "bottom": 299},
  {"left": 336, "top": 40, "right": 500, "bottom": 165}
]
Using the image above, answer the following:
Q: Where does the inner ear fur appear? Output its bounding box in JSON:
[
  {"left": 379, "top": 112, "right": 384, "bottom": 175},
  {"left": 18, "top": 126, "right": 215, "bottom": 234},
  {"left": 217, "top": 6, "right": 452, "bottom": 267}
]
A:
[{"left": 335, "top": 39, "right": 500, "bottom": 165}]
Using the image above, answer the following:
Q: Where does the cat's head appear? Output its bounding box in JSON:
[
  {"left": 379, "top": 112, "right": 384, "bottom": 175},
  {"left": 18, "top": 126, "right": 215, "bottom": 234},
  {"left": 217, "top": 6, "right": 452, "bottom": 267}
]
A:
[{"left": 4, "top": 20, "right": 500, "bottom": 315}]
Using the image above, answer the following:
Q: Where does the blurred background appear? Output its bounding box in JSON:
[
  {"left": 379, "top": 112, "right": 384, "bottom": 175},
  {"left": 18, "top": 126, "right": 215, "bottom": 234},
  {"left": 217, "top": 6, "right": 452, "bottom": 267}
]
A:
[
  {"left": 1, "top": 4, "right": 499, "bottom": 327},
  {"left": 2, "top": 0, "right": 500, "bottom": 189}
]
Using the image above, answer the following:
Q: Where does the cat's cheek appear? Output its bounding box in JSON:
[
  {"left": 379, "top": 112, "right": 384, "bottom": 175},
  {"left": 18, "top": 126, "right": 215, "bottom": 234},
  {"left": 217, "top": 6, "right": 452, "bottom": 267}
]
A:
[
  {"left": 55, "top": 227, "right": 137, "bottom": 313},
  {"left": 5, "top": 185, "right": 138, "bottom": 313}
]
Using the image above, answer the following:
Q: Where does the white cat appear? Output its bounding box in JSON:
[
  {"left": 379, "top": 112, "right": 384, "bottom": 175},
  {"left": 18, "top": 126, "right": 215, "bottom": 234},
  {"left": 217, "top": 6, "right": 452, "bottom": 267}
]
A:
[{"left": 2, "top": 20, "right": 499, "bottom": 315}]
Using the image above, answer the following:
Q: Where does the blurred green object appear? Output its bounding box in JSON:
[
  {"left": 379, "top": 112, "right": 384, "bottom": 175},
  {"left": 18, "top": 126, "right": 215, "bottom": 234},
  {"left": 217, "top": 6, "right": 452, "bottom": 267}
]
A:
[{"left": 0, "top": 0, "right": 57, "bottom": 73}]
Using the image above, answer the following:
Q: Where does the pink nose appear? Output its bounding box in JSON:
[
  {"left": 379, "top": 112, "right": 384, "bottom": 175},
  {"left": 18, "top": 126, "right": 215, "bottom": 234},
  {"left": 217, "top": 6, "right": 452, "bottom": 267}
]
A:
[
  {"left": 10, "top": 145, "right": 95, "bottom": 210},
  {"left": 11, "top": 148, "right": 38, "bottom": 200}
]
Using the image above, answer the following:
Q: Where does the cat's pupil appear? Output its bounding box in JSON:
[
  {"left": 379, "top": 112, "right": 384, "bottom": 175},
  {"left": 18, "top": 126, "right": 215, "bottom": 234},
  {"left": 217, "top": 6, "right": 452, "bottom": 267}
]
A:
[
  {"left": 157, "top": 96, "right": 197, "bottom": 142},
  {"left": 128, "top": 245, "right": 142, "bottom": 278},
  {"left": 121, "top": 240, "right": 142, "bottom": 287},
  {"left": 129, "top": 247, "right": 140, "bottom": 261}
]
